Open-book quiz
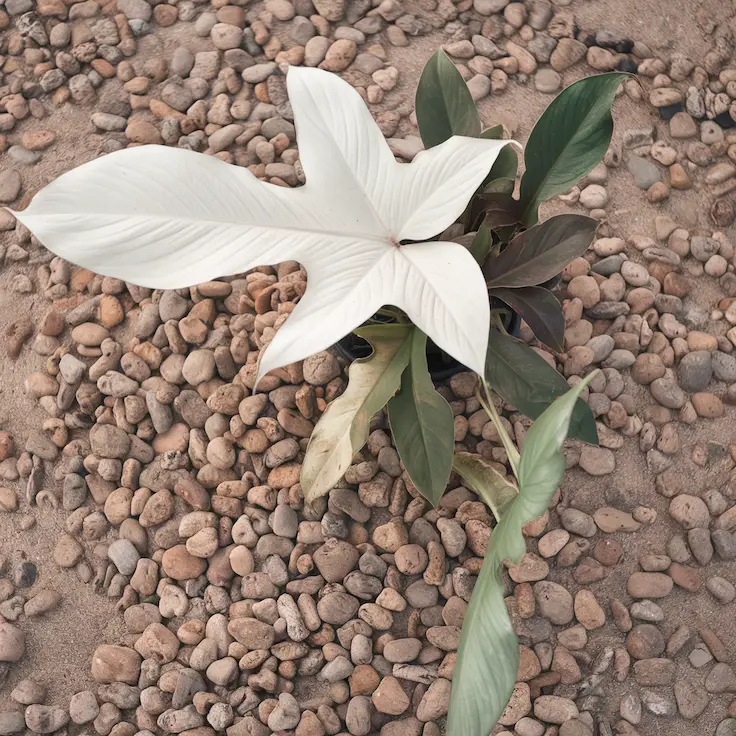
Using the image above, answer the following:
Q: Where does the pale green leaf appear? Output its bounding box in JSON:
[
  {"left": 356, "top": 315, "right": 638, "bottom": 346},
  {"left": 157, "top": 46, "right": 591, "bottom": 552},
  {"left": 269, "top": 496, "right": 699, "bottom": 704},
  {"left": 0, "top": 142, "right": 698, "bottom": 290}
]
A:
[
  {"left": 446, "top": 374, "right": 596, "bottom": 736},
  {"left": 388, "top": 330, "right": 454, "bottom": 506},
  {"left": 301, "top": 325, "right": 411, "bottom": 503},
  {"left": 452, "top": 452, "right": 517, "bottom": 521}
]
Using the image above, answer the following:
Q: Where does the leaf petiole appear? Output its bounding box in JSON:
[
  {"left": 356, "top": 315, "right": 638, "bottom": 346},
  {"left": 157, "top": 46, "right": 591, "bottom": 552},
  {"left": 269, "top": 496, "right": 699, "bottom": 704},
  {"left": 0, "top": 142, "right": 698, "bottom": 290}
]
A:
[{"left": 477, "top": 378, "right": 520, "bottom": 478}]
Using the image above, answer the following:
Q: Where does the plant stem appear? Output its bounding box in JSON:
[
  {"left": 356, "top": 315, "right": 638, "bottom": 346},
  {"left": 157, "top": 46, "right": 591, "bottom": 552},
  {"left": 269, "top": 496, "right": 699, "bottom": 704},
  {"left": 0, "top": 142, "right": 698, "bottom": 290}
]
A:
[
  {"left": 477, "top": 378, "right": 520, "bottom": 478},
  {"left": 490, "top": 309, "right": 511, "bottom": 336}
]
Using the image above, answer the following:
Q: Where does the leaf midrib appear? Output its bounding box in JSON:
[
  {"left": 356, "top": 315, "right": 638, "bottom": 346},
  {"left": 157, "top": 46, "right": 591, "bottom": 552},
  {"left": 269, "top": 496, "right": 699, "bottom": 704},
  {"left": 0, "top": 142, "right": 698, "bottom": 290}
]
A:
[{"left": 41, "top": 212, "right": 395, "bottom": 248}]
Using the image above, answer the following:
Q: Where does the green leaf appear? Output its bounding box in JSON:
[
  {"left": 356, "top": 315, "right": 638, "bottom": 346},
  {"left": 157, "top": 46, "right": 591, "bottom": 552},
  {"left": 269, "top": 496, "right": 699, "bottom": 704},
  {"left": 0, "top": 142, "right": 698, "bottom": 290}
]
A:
[
  {"left": 485, "top": 329, "right": 597, "bottom": 444},
  {"left": 301, "top": 325, "right": 412, "bottom": 503},
  {"left": 415, "top": 50, "right": 481, "bottom": 148},
  {"left": 480, "top": 124, "right": 504, "bottom": 139},
  {"left": 488, "top": 145, "right": 518, "bottom": 183},
  {"left": 446, "top": 375, "right": 595, "bottom": 736},
  {"left": 470, "top": 220, "right": 493, "bottom": 264},
  {"left": 452, "top": 452, "right": 517, "bottom": 521},
  {"left": 490, "top": 286, "right": 565, "bottom": 352},
  {"left": 519, "top": 73, "right": 627, "bottom": 224},
  {"left": 483, "top": 213, "right": 597, "bottom": 288},
  {"left": 388, "top": 330, "right": 455, "bottom": 506}
]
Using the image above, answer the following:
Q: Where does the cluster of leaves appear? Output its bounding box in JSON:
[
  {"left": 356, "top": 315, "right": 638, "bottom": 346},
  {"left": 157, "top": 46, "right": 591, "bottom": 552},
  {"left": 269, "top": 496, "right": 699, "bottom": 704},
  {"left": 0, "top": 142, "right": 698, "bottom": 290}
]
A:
[
  {"left": 304, "top": 54, "right": 626, "bottom": 735},
  {"left": 412, "top": 52, "right": 628, "bottom": 736},
  {"left": 305, "top": 54, "right": 625, "bottom": 508},
  {"left": 12, "top": 54, "right": 625, "bottom": 736},
  {"left": 416, "top": 52, "right": 626, "bottom": 448}
]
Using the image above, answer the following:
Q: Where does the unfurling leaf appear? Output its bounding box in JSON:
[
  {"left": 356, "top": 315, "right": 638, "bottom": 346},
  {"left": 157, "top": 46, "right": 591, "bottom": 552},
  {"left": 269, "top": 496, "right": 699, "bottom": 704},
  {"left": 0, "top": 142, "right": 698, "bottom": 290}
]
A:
[
  {"left": 452, "top": 453, "right": 517, "bottom": 521},
  {"left": 388, "top": 330, "right": 454, "bottom": 507},
  {"left": 485, "top": 329, "right": 597, "bottom": 444},
  {"left": 446, "top": 375, "right": 596, "bottom": 736},
  {"left": 519, "top": 72, "right": 627, "bottom": 224},
  {"left": 490, "top": 286, "right": 565, "bottom": 352},
  {"left": 483, "top": 213, "right": 597, "bottom": 288},
  {"left": 301, "top": 326, "right": 412, "bottom": 503},
  {"left": 415, "top": 50, "right": 482, "bottom": 148}
]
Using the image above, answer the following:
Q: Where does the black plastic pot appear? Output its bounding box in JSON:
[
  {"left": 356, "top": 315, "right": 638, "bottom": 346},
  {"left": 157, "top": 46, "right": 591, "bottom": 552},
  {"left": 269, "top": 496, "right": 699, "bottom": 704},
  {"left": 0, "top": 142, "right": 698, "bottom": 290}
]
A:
[{"left": 334, "top": 309, "right": 521, "bottom": 383}]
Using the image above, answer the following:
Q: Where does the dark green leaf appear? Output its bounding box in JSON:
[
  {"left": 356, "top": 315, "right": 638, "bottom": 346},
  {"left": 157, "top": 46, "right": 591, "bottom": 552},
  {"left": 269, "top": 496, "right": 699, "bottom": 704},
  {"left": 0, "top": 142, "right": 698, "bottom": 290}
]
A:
[
  {"left": 415, "top": 50, "right": 481, "bottom": 148},
  {"left": 491, "top": 286, "right": 565, "bottom": 351},
  {"left": 485, "top": 329, "right": 597, "bottom": 444},
  {"left": 483, "top": 213, "right": 597, "bottom": 288},
  {"left": 480, "top": 124, "right": 504, "bottom": 139},
  {"left": 447, "top": 376, "right": 596, "bottom": 736},
  {"left": 519, "top": 73, "right": 627, "bottom": 224},
  {"left": 388, "top": 330, "right": 455, "bottom": 506},
  {"left": 470, "top": 220, "right": 493, "bottom": 264}
]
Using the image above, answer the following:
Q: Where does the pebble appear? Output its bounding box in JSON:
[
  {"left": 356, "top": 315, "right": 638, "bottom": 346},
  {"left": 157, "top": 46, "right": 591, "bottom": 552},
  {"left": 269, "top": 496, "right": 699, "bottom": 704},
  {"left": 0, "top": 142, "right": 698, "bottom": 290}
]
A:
[
  {"left": 627, "top": 624, "right": 665, "bottom": 659},
  {"left": 628, "top": 155, "right": 662, "bottom": 189},
  {"left": 627, "top": 572, "right": 674, "bottom": 598},
  {"left": 24, "top": 705, "right": 69, "bottom": 734},
  {"left": 69, "top": 691, "right": 100, "bottom": 724},
  {"left": 0, "top": 170, "right": 22, "bottom": 203},
  {"left": 534, "top": 581, "right": 574, "bottom": 624},
  {"left": 579, "top": 185, "right": 608, "bottom": 209},
  {"left": 533, "top": 696, "right": 579, "bottom": 724},
  {"left": 91, "top": 645, "right": 141, "bottom": 684},
  {"left": 0, "top": 622, "right": 25, "bottom": 661},
  {"left": 578, "top": 447, "right": 615, "bottom": 475}
]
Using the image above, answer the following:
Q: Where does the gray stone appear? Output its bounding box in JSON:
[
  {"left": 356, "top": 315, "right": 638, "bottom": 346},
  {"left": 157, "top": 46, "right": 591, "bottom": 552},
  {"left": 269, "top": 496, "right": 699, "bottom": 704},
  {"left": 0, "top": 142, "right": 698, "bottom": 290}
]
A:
[
  {"left": 0, "top": 711, "right": 25, "bottom": 734},
  {"left": 716, "top": 719, "right": 736, "bottom": 736},
  {"left": 116, "top": 0, "right": 152, "bottom": 20},
  {"left": 713, "top": 352, "right": 736, "bottom": 382},
  {"left": 24, "top": 705, "right": 69, "bottom": 734},
  {"left": 108, "top": 539, "right": 141, "bottom": 575},
  {"left": 627, "top": 155, "right": 662, "bottom": 189},
  {"left": 688, "top": 528, "right": 713, "bottom": 565},
  {"left": 690, "top": 236, "right": 720, "bottom": 262},
  {"left": 677, "top": 351, "right": 712, "bottom": 392},
  {"left": 712, "top": 530, "right": 736, "bottom": 560},
  {"left": 5, "top": 0, "right": 32, "bottom": 13}
]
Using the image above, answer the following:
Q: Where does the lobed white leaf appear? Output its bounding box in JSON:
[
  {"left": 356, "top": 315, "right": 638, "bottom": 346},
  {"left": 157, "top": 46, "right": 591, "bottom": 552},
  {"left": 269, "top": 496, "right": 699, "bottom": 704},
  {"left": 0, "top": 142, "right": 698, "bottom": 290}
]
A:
[{"left": 13, "top": 66, "right": 511, "bottom": 380}]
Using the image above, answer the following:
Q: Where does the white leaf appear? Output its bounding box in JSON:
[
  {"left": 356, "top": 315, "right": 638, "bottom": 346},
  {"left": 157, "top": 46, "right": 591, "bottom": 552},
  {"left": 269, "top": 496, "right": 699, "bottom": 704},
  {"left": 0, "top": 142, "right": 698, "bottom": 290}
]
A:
[{"left": 12, "top": 66, "right": 511, "bottom": 379}]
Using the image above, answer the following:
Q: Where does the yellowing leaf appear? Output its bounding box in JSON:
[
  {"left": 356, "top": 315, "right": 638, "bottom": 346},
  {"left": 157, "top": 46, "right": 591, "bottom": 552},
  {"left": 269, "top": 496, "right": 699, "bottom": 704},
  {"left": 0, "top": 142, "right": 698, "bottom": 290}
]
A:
[{"left": 300, "top": 326, "right": 412, "bottom": 503}]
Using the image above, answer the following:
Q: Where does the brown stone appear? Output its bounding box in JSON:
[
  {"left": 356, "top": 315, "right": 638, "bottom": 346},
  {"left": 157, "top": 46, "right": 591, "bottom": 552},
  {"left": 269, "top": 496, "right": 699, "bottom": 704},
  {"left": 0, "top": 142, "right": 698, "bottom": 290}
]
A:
[
  {"left": 627, "top": 572, "right": 673, "bottom": 598},
  {"left": 161, "top": 545, "right": 206, "bottom": 580},
  {"left": 126, "top": 120, "right": 163, "bottom": 145},
  {"left": 21, "top": 130, "right": 56, "bottom": 151},
  {"left": 668, "top": 562, "right": 700, "bottom": 592},
  {"left": 91, "top": 645, "right": 141, "bottom": 684}
]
